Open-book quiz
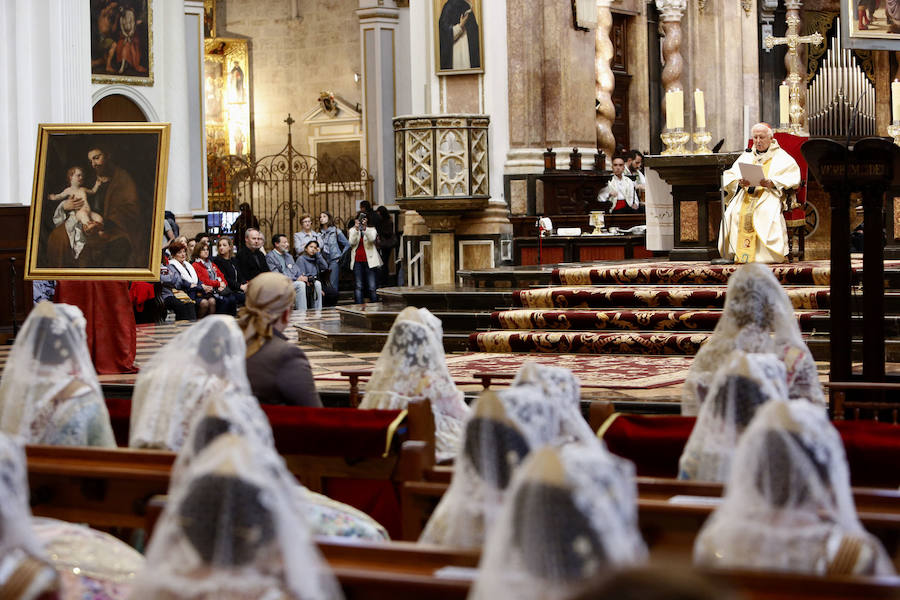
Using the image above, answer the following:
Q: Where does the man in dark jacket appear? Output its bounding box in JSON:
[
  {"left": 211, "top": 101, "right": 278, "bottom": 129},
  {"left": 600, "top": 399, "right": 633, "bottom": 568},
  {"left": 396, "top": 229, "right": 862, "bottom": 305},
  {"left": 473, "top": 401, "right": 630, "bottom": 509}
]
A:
[{"left": 235, "top": 227, "right": 270, "bottom": 282}]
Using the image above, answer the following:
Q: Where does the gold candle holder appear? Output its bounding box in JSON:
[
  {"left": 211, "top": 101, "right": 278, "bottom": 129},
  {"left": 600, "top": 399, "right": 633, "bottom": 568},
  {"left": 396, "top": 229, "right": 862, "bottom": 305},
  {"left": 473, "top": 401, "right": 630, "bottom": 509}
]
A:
[
  {"left": 889, "top": 121, "right": 900, "bottom": 147},
  {"left": 692, "top": 128, "right": 712, "bottom": 154},
  {"left": 661, "top": 128, "right": 690, "bottom": 155}
]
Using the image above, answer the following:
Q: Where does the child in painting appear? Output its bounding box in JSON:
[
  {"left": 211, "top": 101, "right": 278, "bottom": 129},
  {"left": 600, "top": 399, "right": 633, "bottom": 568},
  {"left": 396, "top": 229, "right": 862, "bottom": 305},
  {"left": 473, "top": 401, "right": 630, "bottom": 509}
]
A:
[{"left": 47, "top": 166, "right": 104, "bottom": 260}]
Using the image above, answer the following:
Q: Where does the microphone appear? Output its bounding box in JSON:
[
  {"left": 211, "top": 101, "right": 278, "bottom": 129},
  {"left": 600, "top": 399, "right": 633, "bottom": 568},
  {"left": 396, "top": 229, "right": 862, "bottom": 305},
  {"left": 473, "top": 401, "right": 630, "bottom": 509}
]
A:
[
  {"left": 712, "top": 139, "right": 725, "bottom": 153},
  {"left": 745, "top": 138, "right": 753, "bottom": 153}
]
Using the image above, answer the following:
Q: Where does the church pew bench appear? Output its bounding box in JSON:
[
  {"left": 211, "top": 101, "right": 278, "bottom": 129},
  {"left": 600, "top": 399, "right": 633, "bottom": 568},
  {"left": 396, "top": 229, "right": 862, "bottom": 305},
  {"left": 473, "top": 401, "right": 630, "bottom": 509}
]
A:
[
  {"left": 398, "top": 478, "right": 900, "bottom": 569},
  {"left": 598, "top": 412, "right": 900, "bottom": 488},
  {"left": 322, "top": 538, "right": 900, "bottom": 600},
  {"left": 829, "top": 381, "right": 900, "bottom": 424},
  {"left": 26, "top": 399, "right": 436, "bottom": 534}
]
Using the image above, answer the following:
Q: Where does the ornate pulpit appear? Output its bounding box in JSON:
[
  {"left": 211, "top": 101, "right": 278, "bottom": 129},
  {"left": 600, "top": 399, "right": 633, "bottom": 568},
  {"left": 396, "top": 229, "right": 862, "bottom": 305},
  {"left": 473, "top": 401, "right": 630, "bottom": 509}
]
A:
[{"left": 644, "top": 153, "right": 741, "bottom": 260}]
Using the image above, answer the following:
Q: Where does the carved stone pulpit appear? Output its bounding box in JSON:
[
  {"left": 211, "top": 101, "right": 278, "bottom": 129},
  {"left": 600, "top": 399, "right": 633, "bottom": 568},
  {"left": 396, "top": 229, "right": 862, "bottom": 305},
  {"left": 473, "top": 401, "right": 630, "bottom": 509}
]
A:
[
  {"left": 394, "top": 115, "right": 490, "bottom": 285},
  {"left": 644, "top": 153, "right": 741, "bottom": 260},
  {"left": 803, "top": 138, "right": 900, "bottom": 385}
]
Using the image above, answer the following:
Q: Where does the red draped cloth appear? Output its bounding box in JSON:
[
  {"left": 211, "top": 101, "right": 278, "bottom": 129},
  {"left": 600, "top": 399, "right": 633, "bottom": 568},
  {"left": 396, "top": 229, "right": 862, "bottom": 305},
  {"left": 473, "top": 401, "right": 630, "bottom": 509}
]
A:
[{"left": 55, "top": 280, "right": 137, "bottom": 374}]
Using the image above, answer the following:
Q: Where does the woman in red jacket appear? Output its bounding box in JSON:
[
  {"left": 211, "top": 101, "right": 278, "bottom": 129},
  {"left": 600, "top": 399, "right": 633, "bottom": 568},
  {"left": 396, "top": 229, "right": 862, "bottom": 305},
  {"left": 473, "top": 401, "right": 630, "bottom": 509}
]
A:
[{"left": 192, "top": 241, "right": 238, "bottom": 315}]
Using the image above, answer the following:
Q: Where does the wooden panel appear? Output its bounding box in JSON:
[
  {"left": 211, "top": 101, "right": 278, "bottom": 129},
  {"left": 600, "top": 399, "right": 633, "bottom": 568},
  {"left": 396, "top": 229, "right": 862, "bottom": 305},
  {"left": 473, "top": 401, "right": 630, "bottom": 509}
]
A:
[
  {"left": 611, "top": 15, "right": 628, "bottom": 71},
  {"left": 634, "top": 245, "right": 655, "bottom": 258},
  {"left": 0, "top": 205, "right": 31, "bottom": 338},
  {"left": 519, "top": 246, "right": 564, "bottom": 266},
  {"left": 578, "top": 245, "right": 625, "bottom": 261},
  {"left": 680, "top": 200, "right": 699, "bottom": 242}
]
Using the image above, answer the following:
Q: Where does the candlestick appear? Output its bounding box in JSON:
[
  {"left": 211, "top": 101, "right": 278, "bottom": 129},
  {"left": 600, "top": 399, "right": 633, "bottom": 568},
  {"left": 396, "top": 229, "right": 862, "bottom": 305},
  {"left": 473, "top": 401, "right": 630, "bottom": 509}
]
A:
[{"left": 694, "top": 89, "right": 706, "bottom": 129}]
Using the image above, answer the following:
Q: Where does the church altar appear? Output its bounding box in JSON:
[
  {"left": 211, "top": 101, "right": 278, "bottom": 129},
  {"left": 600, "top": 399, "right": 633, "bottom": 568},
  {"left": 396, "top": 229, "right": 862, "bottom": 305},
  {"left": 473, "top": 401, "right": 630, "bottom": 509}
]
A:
[{"left": 645, "top": 153, "right": 741, "bottom": 261}]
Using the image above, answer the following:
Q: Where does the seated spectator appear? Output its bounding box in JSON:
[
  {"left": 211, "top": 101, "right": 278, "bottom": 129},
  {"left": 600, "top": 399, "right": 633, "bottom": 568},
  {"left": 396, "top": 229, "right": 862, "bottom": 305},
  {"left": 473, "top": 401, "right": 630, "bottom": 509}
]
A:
[
  {"left": 130, "top": 433, "right": 342, "bottom": 599},
  {"left": 159, "top": 245, "right": 198, "bottom": 321},
  {"left": 166, "top": 240, "right": 215, "bottom": 319},
  {"left": 683, "top": 263, "right": 824, "bottom": 416},
  {"left": 235, "top": 227, "right": 270, "bottom": 282},
  {"left": 212, "top": 236, "right": 247, "bottom": 308},
  {"left": 598, "top": 156, "right": 641, "bottom": 213},
  {"left": 237, "top": 272, "right": 321, "bottom": 407},
  {"left": 0, "top": 302, "right": 116, "bottom": 447},
  {"left": 292, "top": 213, "right": 322, "bottom": 257},
  {"left": 694, "top": 399, "right": 895, "bottom": 576},
  {"left": 265, "top": 233, "right": 314, "bottom": 311},
  {"left": 192, "top": 240, "right": 238, "bottom": 316},
  {"left": 360, "top": 307, "right": 467, "bottom": 462},
  {"left": 678, "top": 351, "right": 789, "bottom": 482},
  {"left": 130, "top": 316, "right": 251, "bottom": 450},
  {"left": 296, "top": 239, "right": 327, "bottom": 311},
  {"left": 471, "top": 443, "right": 647, "bottom": 600}
]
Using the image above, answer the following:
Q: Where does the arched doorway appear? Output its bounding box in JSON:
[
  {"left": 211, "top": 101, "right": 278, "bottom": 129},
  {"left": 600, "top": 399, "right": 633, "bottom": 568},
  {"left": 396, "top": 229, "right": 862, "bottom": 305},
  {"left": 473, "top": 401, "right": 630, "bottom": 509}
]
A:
[{"left": 92, "top": 94, "right": 148, "bottom": 122}]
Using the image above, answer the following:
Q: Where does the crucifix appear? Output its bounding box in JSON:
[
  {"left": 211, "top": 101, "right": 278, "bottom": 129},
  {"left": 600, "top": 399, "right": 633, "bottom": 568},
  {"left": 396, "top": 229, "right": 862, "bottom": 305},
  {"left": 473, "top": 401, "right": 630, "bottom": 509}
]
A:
[{"left": 765, "top": 14, "right": 823, "bottom": 134}]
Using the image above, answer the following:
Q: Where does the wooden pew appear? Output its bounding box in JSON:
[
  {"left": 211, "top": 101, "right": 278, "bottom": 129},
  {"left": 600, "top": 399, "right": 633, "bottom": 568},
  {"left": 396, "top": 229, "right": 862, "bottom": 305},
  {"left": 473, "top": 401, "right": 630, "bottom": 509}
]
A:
[
  {"left": 398, "top": 475, "right": 900, "bottom": 570},
  {"left": 26, "top": 400, "right": 436, "bottom": 532},
  {"left": 319, "top": 537, "right": 900, "bottom": 600}
]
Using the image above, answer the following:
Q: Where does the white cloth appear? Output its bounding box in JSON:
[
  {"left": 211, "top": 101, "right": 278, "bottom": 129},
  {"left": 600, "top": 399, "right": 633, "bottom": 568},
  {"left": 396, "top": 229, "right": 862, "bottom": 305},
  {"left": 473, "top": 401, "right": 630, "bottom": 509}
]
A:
[
  {"left": 694, "top": 399, "right": 895, "bottom": 576},
  {"left": 0, "top": 302, "right": 115, "bottom": 447},
  {"left": 678, "top": 351, "right": 789, "bottom": 482},
  {"left": 718, "top": 140, "right": 799, "bottom": 263},
  {"left": 170, "top": 258, "right": 200, "bottom": 285},
  {"left": 682, "top": 262, "right": 824, "bottom": 416},
  {"left": 598, "top": 174, "right": 638, "bottom": 211},
  {"left": 130, "top": 316, "right": 252, "bottom": 450},
  {"left": 131, "top": 434, "right": 343, "bottom": 599},
  {"left": 0, "top": 433, "right": 43, "bottom": 559},
  {"left": 360, "top": 307, "right": 468, "bottom": 463},
  {"left": 470, "top": 443, "right": 647, "bottom": 600}
]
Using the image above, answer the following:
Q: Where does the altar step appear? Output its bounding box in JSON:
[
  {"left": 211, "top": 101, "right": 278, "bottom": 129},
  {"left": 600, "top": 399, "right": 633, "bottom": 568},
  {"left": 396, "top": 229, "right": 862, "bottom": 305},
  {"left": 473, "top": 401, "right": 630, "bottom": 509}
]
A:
[
  {"left": 296, "top": 313, "right": 472, "bottom": 352},
  {"left": 469, "top": 330, "right": 900, "bottom": 362}
]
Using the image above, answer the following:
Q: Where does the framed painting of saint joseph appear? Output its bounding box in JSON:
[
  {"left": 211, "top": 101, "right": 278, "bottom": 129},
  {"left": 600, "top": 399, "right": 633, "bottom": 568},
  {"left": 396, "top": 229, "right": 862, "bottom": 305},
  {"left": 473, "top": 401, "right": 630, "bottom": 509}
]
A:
[{"left": 25, "top": 123, "right": 170, "bottom": 281}]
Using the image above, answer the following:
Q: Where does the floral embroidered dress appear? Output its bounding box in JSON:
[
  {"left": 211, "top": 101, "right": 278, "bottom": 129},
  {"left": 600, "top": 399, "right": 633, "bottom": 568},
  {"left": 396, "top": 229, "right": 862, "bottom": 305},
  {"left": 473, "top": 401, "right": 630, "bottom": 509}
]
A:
[{"left": 0, "top": 301, "right": 115, "bottom": 448}]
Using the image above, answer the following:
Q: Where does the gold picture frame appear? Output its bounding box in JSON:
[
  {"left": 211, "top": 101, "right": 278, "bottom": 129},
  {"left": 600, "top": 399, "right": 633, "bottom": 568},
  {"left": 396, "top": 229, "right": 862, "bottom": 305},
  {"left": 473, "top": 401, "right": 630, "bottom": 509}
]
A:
[
  {"left": 842, "top": 0, "right": 900, "bottom": 50},
  {"left": 25, "top": 123, "right": 171, "bottom": 281},
  {"left": 434, "top": 0, "right": 484, "bottom": 76},
  {"left": 91, "top": 0, "right": 154, "bottom": 86}
]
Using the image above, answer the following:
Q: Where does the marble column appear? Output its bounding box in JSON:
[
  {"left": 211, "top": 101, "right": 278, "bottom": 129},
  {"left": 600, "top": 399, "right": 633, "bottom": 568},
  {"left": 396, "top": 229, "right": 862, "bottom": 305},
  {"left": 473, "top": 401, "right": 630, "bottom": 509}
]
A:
[
  {"left": 358, "top": 0, "right": 400, "bottom": 207},
  {"left": 1, "top": 0, "right": 92, "bottom": 207},
  {"left": 505, "top": 0, "right": 597, "bottom": 176},
  {"left": 656, "top": 0, "right": 686, "bottom": 102}
]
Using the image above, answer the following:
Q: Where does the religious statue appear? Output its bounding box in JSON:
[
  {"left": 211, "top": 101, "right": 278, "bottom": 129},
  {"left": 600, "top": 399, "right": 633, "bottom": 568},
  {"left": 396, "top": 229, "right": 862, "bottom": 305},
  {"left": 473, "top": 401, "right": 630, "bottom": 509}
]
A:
[{"left": 717, "top": 123, "right": 800, "bottom": 264}]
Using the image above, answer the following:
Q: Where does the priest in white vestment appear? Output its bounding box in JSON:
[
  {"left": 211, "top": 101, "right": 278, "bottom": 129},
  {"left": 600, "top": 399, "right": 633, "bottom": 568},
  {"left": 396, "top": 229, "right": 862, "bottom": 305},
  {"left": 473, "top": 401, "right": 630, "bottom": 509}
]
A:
[{"left": 718, "top": 123, "right": 800, "bottom": 263}]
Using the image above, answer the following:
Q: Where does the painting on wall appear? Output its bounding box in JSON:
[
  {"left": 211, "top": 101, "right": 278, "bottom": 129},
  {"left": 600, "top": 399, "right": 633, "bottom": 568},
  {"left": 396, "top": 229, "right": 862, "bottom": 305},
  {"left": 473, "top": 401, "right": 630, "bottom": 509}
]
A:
[
  {"left": 25, "top": 123, "right": 170, "bottom": 281},
  {"left": 433, "top": 0, "right": 483, "bottom": 75},
  {"left": 203, "top": 0, "right": 216, "bottom": 38},
  {"left": 316, "top": 140, "right": 362, "bottom": 183},
  {"left": 842, "top": 0, "right": 900, "bottom": 49},
  {"left": 91, "top": 0, "right": 154, "bottom": 85}
]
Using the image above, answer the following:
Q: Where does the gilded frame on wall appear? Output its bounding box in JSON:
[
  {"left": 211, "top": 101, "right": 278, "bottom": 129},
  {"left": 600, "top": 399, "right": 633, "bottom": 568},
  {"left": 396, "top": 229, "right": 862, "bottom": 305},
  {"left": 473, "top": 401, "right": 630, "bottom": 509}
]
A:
[
  {"left": 90, "top": 0, "right": 154, "bottom": 86},
  {"left": 25, "top": 123, "right": 171, "bottom": 281},
  {"left": 203, "top": 0, "right": 217, "bottom": 38},
  {"left": 433, "top": 0, "right": 484, "bottom": 75},
  {"left": 841, "top": 0, "right": 900, "bottom": 50}
]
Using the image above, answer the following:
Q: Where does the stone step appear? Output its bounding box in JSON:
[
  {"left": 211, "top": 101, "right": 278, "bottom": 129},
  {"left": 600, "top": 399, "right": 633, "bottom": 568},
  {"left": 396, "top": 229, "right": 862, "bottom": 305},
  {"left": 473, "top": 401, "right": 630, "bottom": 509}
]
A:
[
  {"left": 337, "top": 304, "right": 494, "bottom": 332},
  {"left": 379, "top": 286, "right": 515, "bottom": 311},
  {"left": 296, "top": 320, "right": 471, "bottom": 352}
]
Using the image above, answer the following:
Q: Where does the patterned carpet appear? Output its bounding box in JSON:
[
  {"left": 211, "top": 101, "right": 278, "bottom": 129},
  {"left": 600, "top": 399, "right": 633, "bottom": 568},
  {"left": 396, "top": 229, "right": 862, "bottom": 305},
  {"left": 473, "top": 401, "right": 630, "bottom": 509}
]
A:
[
  {"left": 471, "top": 330, "right": 708, "bottom": 355},
  {"left": 513, "top": 286, "right": 831, "bottom": 310},
  {"left": 553, "top": 259, "right": 900, "bottom": 286},
  {"left": 492, "top": 308, "right": 826, "bottom": 332}
]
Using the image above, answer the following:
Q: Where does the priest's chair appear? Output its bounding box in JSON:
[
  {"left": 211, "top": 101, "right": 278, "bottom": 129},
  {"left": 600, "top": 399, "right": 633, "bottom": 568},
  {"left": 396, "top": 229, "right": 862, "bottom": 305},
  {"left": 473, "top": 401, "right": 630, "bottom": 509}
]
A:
[{"left": 773, "top": 132, "right": 809, "bottom": 262}]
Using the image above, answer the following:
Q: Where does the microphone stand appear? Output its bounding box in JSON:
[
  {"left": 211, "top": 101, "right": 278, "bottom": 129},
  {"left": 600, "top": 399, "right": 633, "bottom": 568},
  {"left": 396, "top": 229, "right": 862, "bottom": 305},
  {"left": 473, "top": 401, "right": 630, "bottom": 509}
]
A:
[{"left": 536, "top": 217, "right": 543, "bottom": 265}]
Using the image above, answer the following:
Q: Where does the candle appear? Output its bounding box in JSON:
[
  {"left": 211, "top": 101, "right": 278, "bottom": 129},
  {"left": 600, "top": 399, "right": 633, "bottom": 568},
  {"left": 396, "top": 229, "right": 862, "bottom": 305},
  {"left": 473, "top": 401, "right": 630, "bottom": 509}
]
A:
[
  {"left": 779, "top": 82, "right": 790, "bottom": 125},
  {"left": 892, "top": 80, "right": 900, "bottom": 122},
  {"left": 665, "top": 89, "right": 684, "bottom": 130},
  {"left": 694, "top": 89, "right": 706, "bottom": 129}
]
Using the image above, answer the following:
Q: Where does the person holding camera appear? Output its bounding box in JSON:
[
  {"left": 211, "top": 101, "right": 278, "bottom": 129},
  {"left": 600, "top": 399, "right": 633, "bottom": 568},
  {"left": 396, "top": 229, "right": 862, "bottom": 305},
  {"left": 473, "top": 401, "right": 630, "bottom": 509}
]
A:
[
  {"left": 297, "top": 239, "right": 327, "bottom": 310},
  {"left": 348, "top": 211, "right": 382, "bottom": 304}
]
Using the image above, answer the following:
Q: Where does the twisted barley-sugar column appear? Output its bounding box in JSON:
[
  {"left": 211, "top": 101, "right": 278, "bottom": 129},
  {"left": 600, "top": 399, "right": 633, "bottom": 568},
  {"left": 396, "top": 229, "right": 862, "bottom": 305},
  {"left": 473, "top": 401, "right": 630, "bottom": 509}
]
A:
[
  {"left": 596, "top": 0, "right": 616, "bottom": 162},
  {"left": 657, "top": 0, "right": 686, "bottom": 124}
]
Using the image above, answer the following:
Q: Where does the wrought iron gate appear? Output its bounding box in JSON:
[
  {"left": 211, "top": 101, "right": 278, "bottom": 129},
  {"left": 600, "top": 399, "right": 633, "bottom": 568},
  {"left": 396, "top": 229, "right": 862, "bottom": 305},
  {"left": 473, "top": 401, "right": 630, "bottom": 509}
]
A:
[{"left": 207, "top": 115, "right": 373, "bottom": 243}]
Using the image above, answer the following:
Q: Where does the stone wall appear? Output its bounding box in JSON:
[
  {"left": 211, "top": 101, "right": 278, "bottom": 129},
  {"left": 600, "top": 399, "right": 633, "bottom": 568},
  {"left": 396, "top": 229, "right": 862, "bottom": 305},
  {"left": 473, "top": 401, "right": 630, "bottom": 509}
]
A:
[{"left": 219, "top": 0, "right": 361, "bottom": 157}]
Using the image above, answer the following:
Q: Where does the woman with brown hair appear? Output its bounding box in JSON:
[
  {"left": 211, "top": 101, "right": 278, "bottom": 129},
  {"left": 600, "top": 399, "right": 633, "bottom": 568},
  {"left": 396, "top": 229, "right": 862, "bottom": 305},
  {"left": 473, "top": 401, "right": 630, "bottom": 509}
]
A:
[
  {"left": 167, "top": 240, "right": 215, "bottom": 319},
  {"left": 192, "top": 240, "right": 237, "bottom": 315},
  {"left": 212, "top": 236, "right": 247, "bottom": 307}
]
